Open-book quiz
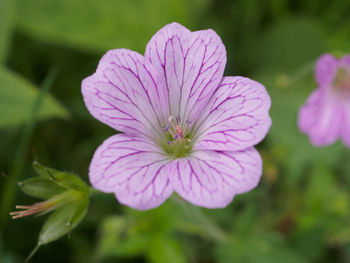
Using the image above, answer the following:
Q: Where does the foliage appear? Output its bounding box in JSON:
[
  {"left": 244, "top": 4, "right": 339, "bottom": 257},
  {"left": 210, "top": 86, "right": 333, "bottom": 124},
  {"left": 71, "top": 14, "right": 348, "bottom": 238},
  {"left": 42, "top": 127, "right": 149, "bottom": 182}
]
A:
[
  {"left": 1, "top": 0, "right": 350, "bottom": 263},
  {"left": 0, "top": 67, "right": 69, "bottom": 128}
]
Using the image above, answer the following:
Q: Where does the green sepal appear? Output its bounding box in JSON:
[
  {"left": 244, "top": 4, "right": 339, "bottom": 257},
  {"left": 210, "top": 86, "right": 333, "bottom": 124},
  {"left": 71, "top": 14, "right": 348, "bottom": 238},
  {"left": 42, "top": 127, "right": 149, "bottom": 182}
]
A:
[
  {"left": 53, "top": 172, "right": 89, "bottom": 193},
  {"left": 33, "top": 161, "right": 60, "bottom": 179},
  {"left": 19, "top": 177, "right": 66, "bottom": 200},
  {"left": 67, "top": 195, "right": 89, "bottom": 233},
  {"left": 33, "top": 161, "right": 89, "bottom": 193},
  {"left": 23, "top": 161, "right": 90, "bottom": 261},
  {"left": 38, "top": 197, "right": 89, "bottom": 245}
]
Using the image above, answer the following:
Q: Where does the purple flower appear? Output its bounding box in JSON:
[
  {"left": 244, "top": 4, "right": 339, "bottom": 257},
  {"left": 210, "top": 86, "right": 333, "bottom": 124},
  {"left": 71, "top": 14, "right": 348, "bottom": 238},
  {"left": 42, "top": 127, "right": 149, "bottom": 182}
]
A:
[
  {"left": 82, "top": 23, "right": 271, "bottom": 210},
  {"left": 298, "top": 54, "right": 350, "bottom": 147}
]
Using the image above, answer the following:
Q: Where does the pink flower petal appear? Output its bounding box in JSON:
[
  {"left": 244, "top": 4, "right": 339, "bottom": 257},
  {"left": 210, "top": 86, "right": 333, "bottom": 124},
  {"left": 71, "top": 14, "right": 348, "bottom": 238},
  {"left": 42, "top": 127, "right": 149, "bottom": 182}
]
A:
[
  {"left": 298, "top": 88, "right": 343, "bottom": 146},
  {"left": 167, "top": 148, "right": 262, "bottom": 208},
  {"left": 145, "top": 22, "right": 226, "bottom": 122},
  {"left": 194, "top": 77, "right": 271, "bottom": 151},
  {"left": 315, "top": 54, "right": 338, "bottom": 88},
  {"left": 89, "top": 134, "right": 173, "bottom": 210},
  {"left": 341, "top": 102, "right": 350, "bottom": 147},
  {"left": 339, "top": 55, "right": 350, "bottom": 67},
  {"left": 82, "top": 49, "right": 169, "bottom": 140}
]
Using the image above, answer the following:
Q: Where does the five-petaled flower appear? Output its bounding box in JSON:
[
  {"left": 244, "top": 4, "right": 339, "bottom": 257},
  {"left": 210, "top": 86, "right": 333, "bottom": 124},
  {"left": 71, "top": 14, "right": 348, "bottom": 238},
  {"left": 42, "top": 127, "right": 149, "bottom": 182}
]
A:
[
  {"left": 299, "top": 54, "right": 350, "bottom": 147},
  {"left": 82, "top": 23, "right": 271, "bottom": 210}
]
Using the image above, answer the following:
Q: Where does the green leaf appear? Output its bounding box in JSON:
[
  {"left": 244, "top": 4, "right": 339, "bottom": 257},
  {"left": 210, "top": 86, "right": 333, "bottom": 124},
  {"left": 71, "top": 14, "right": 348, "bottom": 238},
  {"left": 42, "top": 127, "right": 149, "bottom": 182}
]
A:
[
  {"left": 215, "top": 233, "right": 306, "bottom": 263},
  {"left": 0, "top": 67, "right": 69, "bottom": 128},
  {"left": 0, "top": 0, "right": 14, "bottom": 63},
  {"left": 19, "top": 177, "right": 67, "bottom": 199},
  {"left": 15, "top": 0, "right": 209, "bottom": 53},
  {"left": 96, "top": 215, "right": 150, "bottom": 259},
  {"left": 147, "top": 236, "right": 186, "bottom": 263}
]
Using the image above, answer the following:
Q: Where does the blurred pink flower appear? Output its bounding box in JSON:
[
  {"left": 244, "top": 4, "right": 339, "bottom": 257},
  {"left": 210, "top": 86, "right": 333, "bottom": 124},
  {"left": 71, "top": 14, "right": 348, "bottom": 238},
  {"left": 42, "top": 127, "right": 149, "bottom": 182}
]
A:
[
  {"left": 81, "top": 23, "right": 271, "bottom": 210},
  {"left": 299, "top": 54, "right": 350, "bottom": 147}
]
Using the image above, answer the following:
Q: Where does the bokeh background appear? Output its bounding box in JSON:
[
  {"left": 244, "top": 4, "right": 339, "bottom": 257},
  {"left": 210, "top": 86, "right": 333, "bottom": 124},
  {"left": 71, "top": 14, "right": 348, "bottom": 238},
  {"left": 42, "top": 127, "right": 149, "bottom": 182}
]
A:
[{"left": 1, "top": 0, "right": 350, "bottom": 262}]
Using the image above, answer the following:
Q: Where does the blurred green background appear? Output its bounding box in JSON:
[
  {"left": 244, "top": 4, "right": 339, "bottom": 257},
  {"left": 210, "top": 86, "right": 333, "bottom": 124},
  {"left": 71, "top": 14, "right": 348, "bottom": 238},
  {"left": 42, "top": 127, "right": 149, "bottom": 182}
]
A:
[{"left": 1, "top": 0, "right": 350, "bottom": 262}]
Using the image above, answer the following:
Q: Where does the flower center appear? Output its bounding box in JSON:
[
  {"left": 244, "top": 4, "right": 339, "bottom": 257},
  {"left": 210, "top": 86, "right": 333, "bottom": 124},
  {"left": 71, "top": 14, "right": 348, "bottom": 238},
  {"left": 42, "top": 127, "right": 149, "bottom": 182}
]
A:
[
  {"left": 333, "top": 67, "right": 350, "bottom": 95},
  {"left": 160, "top": 116, "right": 193, "bottom": 158}
]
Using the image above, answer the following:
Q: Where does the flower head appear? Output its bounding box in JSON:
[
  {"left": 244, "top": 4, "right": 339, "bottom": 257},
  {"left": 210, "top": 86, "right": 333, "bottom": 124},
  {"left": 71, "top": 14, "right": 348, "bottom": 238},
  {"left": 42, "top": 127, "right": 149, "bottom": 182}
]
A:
[
  {"left": 82, "top": 23, "right": 271, "bottom": 210},
  {"left": 298, "top": 54, "right": 350, "bottom": 147}
]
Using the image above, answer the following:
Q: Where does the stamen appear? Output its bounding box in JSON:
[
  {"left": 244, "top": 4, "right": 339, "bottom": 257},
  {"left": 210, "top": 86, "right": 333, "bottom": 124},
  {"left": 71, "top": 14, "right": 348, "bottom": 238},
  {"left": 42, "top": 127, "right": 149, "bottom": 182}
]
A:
[
  {"left": 183, "top": 120, "right": 191, "bottom": 135},
  {"left": 160, "top": 116, "right": 193, "bottom": 158},
  {"left": 168, "top": 116, "right": 174, "bottom": 123},
  {"left": 167, "top": 115, "right": 177, "bottom": 131},
  {"left": 10, "top": 202, "right": 58, "bottom": 219},
  {"left": 162, "top": 124, "right": 170, "bottom": 133}
]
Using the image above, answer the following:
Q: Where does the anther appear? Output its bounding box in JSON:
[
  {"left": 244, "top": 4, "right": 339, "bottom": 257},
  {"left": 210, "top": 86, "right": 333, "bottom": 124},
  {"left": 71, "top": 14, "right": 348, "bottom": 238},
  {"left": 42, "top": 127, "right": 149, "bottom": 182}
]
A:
[
  {"left": 168, "top": 116, "right": 174, "bottom": 123},
  {"left": 162, "top": 124, "right": 170, "bottom": 133}
]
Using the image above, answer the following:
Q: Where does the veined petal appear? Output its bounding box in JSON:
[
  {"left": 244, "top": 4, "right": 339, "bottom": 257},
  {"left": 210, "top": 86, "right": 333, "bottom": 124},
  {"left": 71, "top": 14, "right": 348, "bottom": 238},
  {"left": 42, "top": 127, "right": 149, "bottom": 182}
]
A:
[
  {"left": 194, "top": 77, "right": 271, "bottom": 152},
  {"left": 89, "top": 134, "right": 173, "bottom": 210},
  {"left": 82, "top": 49, "right": 169, "bottom": 140},
  {"left": 298, "top": 88, "right": 343, "bottom": 146},
  {"left": 315, "top": 54, "right": 338, "bottom": 88},
  {"left": 145, "top": 22, "right": 226, "bottom": 123},
  {"left": 168, "top": 148, "right": 262, "bottom": 208}
]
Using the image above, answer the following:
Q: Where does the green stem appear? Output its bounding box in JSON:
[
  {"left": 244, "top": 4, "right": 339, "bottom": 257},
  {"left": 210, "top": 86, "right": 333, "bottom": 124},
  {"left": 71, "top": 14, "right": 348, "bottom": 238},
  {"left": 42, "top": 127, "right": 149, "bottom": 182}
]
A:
[
  {"left": 0, "top": 68, "right": 58, "bottom": 226},
  {"left": 26, "top": 243, "right": 41, "bottom": 263}
]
